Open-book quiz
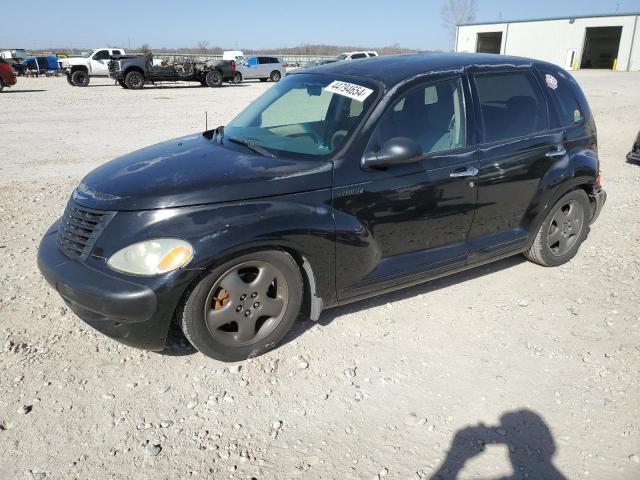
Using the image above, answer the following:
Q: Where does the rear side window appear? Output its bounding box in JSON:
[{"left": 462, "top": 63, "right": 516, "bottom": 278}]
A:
[
  {"left": 475, "top": 71, "right": 548, "bottom": 143},
  {"left": 351, "top": 53, "right": 367, "bottom": 59},
  {"left": 539, "top": 70, "right": 583, "bottom": 127},
  {"left": 112, "top": 50, "right": 122, "bottom": 55}
]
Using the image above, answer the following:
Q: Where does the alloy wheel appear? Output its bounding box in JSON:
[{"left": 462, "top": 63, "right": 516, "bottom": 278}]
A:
[
  {"left": 547, "top": 199, "right": 584, "bottom": 256},
  {"left": 203, "top": 261, "right": 289, "bottom": 346}
]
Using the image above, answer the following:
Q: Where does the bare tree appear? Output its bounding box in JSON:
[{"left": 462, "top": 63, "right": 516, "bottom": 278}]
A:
[
  {"left": 441, "top": 0, "right": 477, "bottom": 46},
  {"left": 197, "top": 40, "right": 210, "bottom": 52}
]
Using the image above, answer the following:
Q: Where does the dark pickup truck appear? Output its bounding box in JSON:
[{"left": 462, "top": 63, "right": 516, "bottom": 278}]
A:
[{"left": 109, "top": 53, "right": 236, "bottom": 89}]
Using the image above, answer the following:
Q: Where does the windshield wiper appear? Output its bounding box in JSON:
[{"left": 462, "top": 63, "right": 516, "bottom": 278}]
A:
[{"left": 227, "top": 137, "right": 276, "bottom": 158}]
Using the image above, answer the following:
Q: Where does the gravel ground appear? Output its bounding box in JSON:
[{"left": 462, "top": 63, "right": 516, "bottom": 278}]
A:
[{"left": 0, "top": 72, "right": 639, "bottom": 480}]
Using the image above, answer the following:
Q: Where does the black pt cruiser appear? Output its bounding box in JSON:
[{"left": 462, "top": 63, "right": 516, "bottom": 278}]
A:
[{"left": 38, "top": 54, "right": 607, "bottom": 361}]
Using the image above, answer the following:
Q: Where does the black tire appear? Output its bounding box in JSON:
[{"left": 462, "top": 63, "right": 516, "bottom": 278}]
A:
[
  {"left": 124, "top": 70, "right": 145, "bottom": 89},
  {"left": 71, "top": 70, "right": 89, "bottom": 87},
  {"left": 205, "top": 70, "right": 223, "bottom": 87},
  {"left": 259, "top": 78, "right": 268, "bottom": 82},
  {"left": 66, "top": 74, "right": 75, "bottom": 87},
  {"left": 179, "top": 250, "right": 304, "bottom": 361},
  {"left": 0, "top": 79, "right": 4, "bottom": 92},
  {"left": 117, "top": 79, "right": 128, "bottom": 89},
  {"left": 231, "top": 72, "right": 242, "bottom": 84},
  {"left": 525, "top": 189, "right": 591, "bottom": 267},
  {"left": 270, "top": 70, "right": 282, "bottom": 82}
]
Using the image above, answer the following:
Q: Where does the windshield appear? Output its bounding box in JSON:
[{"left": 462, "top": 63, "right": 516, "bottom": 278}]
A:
[
  {"left": 82, "top": 50, "right": 94, "bottom": 58},
  {"left": 225, "top": 74, "right": 379, "bottom": 158},
  {"left": 335, "top": 54, "right": 348, "bottom": 60}
]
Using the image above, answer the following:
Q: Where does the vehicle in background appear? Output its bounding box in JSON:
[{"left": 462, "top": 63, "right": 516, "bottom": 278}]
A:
[
  {"left": 109, "top": 53, "right": 236, "bottom": 89},
  {"left": 302, "top": 58, "right": 338, "bottom": 68},
  {"left": 335, "top": 51, "right": 378, "bottom": 61},
  {"left": 223, "top": 50, "right": 244, "bottom": 61},
  {"left": 61, "top": 48, "right": 125, "bottom": 86},
  {"left": 234, "top": 56, "right": 286, "bottom": 83},
  {"left": 0, "top": 57, "right": 17, "bottom": 91},
  {"left": 628, "top": 130, "right": 640, "bottom": 163},
  {"left": 38, "top": 53, "right": 606, "bottom": 361},
  {"left": 6, "top": 58, "right": 28, "bottom": 76},
  {"left": 23, "top": 55, "right": 61, "bottom": 76}
]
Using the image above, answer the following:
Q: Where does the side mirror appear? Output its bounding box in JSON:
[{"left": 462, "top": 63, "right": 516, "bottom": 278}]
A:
[{"left": 362, "top": 137, "right": 422, "bottom": 169}]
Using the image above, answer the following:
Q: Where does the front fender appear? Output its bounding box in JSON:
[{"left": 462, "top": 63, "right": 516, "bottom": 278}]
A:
[{"left": 91, "top": 189, "right": 337, "bottom": 307}]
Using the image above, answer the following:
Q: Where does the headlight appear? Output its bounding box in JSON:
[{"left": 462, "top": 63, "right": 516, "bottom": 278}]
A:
[{"left": 108, "top": 239, "right": 193, "bottom": 276}]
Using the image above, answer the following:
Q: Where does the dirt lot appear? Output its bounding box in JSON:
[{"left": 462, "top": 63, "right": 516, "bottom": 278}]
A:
[{"left": 0, "top": 72, "right": 639, "bottom": 480}]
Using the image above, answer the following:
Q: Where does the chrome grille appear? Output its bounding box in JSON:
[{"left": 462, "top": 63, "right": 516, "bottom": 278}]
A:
[{"left": 57, "top": 202, "right": 114, "bottom": 260}]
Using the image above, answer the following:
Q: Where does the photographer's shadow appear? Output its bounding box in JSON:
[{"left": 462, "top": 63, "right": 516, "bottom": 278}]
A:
[{"left": 431, "top": 409, "right": 567, "bottom": 480}]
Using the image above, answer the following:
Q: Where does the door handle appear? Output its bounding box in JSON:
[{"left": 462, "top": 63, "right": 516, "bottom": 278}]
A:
[
  {"left": 450, "top": 166, "right": 479, "bottom": 178},
  {"left": 546, "top": 146, "right": 567, "bottom": 158}
]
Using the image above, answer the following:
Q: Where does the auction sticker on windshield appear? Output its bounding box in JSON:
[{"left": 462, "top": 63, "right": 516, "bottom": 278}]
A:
[{"left": 325, "top": 81, "right": 373, "bottom": 102}]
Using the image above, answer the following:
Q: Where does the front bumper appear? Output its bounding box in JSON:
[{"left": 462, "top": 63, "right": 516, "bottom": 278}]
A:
[
  {"left": 590, "top": 188, "right": 607, "bottom": 224},
  {"left": 37, "top": 224, "right": 177, "bottom": 351}
]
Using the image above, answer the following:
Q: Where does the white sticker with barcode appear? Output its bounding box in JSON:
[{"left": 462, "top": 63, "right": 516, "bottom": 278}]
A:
[{"left": 324, "top": 81, "right": 373, "bottom": 102}]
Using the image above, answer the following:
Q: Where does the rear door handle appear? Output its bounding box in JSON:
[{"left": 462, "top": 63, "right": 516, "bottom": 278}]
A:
[
  {"left": 546, "top": 146, "right": 567, "bottom": 158},
  {"left": 450, "top": 166, "right": 479, "bottom": 178}
]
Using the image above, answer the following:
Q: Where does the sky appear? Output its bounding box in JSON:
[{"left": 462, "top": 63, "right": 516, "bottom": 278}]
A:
[{"left": 2, "top": 0, "right": 640, "bottom": 51}]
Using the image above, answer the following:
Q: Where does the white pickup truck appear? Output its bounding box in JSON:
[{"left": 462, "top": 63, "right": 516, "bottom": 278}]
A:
[{"left": 61, "top": 48, "right": 125, "bottom": 86}]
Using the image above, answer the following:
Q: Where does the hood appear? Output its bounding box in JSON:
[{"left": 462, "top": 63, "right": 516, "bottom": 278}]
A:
[
  {"left": 73, "top": 133, "right": 333, "bottom": 211},
  {"left": 64, "top": 57, "right": 89, "bottom": 67}
]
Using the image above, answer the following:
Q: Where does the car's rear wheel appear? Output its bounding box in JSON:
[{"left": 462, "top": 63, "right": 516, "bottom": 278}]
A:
[
  {"left": 270, "top": 70, "right": 281, "bottom": 82},
  {"left": 179, "top": 250, "right": 303, "bottom": 361},
  {"left": 124, "top": 71, "right": 145, "bottom": 89},
  {"left": 71, "top": 70, "right": 90, "bottom": 87},
  {"left": 66, "top": 74, "right": 75, "bottom": 86},
  {"left": 205, "top": 70, "right": 223, "bottom": 87},
  {"left": 526, "top": 189, "right": 591, "bottom": 267},
  {"left": 117, "top": 79, "right": 128, "bottom": 89}
]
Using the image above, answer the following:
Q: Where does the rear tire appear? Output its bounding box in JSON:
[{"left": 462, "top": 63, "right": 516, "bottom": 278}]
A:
[
  {"left": 525, "top": 189, "right": 591, "bottom": 267},
  {"left": 71, "top": 70, "right": 89, "bottom": 87},
  {"left": 205, "top": 70, "right": 223, "bottom": 87},
  {"left": 124, "top": 70, "right": 145, "bottom": 89},
  {"left": 270, "top": 70, "right": 281, "bottom": 82},
  {"left": 117, "top": 79, "right": 128, "bottom": 89},
  {"left": 179, "top": 250, "right": 304, "bottom": 361},
  {"left": 231, "top": 72, "right": 242, "bottom": 84},
  {"left": 66, "top": 74, "right": 75, "bottom": 86},
  {"left": 0, "top": 79, "right": 4, "bottom": 92}
]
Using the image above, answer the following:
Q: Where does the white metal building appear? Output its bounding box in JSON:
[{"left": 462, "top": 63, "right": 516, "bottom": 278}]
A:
[{"left": 456, "top": 13, "right": 640, "bottom": 71}]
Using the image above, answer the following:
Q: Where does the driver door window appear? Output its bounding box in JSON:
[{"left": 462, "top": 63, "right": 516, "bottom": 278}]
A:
[{"left": 370, "top": 77, "right": 466, "bottom": 156}]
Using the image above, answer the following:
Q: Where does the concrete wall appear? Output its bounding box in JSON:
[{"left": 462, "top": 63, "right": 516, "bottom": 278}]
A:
[{"left": 456, "top": 15, "right": 640, "bottom": 71}]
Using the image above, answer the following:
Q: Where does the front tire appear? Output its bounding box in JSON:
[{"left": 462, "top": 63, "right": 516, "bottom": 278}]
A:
[
  {"left": 117, "top": 79, "right": 128, "bottom": 89},
  {"left": 179, "top": 250, "right": 303, "bottom": 361},
  {"left": 66, "top": 74, "right": 75, "bottom": 86},
  {"left": 526, "top": 189, "right": 591, "bottom": 267},
  {"left": 205, "top": 70, "right": 223, "bottom": 87},
  {"left": 231, "top": 72, "right": 242, "bottom": 84},
  {"left": 124, "top": 70, "right": 145, "bottom": 89},
  {"left": 71, "top": 70, "right": 89, "bottom": 87}
]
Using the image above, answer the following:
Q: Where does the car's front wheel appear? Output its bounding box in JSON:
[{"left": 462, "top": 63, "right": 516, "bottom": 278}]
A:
[
  {"left": 231, "top": 72, "right": 242, "bottom": 84},
  {"left": 179, "top": 250, "right": 303, "bottom": 361},
  {"left": 71, "top": 70, "right": 90, "bottom": 87},
  {"left": 205, "top": 70, "right": 223, "bottom": 87},
  {"left": 117, "top": 79, "right": 128, "bottom": 89},
  {"left": 66, "top": 74, "right": 76, "bottom": 86},
  {"left": 124, "top": 71, "right": 145, "bottom": 89},
  {"left": 526, "top": 189, "right": 591, "bottom": 266}
]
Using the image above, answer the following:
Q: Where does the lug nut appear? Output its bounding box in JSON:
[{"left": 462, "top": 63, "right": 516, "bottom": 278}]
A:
[
  {"left": 251, "top": 292, "right": 258, "bottom": 298},
  {"left": 240, "top": 294, "right": 246, "bottom": 301},
  {"left": 254, "top": 302, "right": 260, "bottom": 308},
  {"left": 244, "top": 310, "right": 251, "bottom": 317},
  {"left": 236, "top": 306, "right": 242, "bottom": 312}
]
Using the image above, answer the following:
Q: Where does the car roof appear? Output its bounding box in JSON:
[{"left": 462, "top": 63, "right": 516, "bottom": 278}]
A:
[{"left": 293, "top": 53, "right": 554, "bottom": 89}]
